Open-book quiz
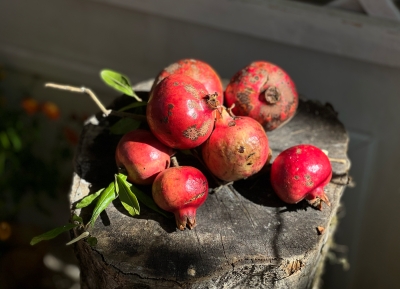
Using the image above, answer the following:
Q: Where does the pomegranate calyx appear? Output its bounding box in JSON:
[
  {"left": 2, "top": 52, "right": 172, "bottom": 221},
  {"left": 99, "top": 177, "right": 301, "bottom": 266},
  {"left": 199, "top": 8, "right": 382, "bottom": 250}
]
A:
[
  {"left": 205, "top": 92, "right": 220, "bottom": 110},
  {"left": 187, "top": 216, "right": 196, "bottom": 230},
  {"left": 263, "top": 86, "right": 280, "bottom": 105},
  {"left": 307, "top": 193, "right": 331, "bottom": 211},
  {"left": 319, "top": 193, "right": 331, "bottom": 207},
  {"left": 215, "top": 105, "right": 236, "bottom": 124},
  {"left": 175, "top": 209, "right": 197, "bottom": 230}
]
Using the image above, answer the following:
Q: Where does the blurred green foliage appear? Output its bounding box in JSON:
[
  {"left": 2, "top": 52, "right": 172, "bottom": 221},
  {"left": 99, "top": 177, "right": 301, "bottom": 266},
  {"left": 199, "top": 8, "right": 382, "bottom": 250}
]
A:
[{"left": 0, "top": 67, "right": 78, "bottom": 220}]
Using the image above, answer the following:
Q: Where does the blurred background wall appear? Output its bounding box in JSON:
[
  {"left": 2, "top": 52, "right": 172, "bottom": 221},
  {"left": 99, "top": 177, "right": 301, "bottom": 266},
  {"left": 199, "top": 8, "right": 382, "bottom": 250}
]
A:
[{"left": 0, "top": 0, "right": 400, "bottom": 288}]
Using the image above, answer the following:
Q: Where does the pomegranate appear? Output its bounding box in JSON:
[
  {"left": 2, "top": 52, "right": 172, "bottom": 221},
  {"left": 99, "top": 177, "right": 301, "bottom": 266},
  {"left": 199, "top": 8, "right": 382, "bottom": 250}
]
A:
[
  {"left": 152, "top": 58, "right": 224, "bottom": 104},
  {"left": 270, "top": 144, "right": 332, "bottom": 210},
  {"left": 115, "top": 129, "right": 174, "bottom": 185},
  {"left": 224, "top": 61, "right": 298, "bottom": 131},
  {"left": 146, "top": 74, "right": 218, "bottom": 149},
  {"left": 201, "top": 107, "right": 271, "bottom": 182},
  {"left": 152, "top": 165, "right": 208, "bottom": 230}
]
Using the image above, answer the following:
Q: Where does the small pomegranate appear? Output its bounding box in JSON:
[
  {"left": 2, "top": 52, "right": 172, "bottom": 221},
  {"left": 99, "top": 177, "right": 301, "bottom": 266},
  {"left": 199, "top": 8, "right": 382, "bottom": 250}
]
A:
[
  {"left": 115, "top": 129, "right": 174, "bottom": 185},
  {"left": 152, "top": 165, "right": 208, "bottom": 230},
  {"left": 147, "top": 74, "right": 218, "bottom": 149},
  {"left": 270, "top": 144, "right": 332, "bottom": 210},
  {"left": 152, "top": 58, "right": 224, "bottom": 104},
  {"left": 224, "top": 61, "right": 298, "bottom": 131},
  {"left": 201, "top": 107, "right": 271, "bottom": 182}
]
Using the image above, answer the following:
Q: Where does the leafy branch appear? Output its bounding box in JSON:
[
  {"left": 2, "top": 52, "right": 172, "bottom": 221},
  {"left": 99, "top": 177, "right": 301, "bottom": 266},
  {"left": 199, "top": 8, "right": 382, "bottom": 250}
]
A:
[
  {"left": 30, "top": 173, "right": 171, "bottom": 246},
  {"left": 30, "top": 70, "right": 174, "bottom": 246},
  {"left": 44, "top": 83, "right": 147, "bottom": 122}
]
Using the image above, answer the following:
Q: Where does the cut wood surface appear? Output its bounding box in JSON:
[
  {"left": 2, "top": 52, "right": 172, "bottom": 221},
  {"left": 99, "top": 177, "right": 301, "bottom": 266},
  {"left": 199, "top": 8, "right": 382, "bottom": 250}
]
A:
[{"left": 69, "top": 80, "right": 350, "bottom": 289}]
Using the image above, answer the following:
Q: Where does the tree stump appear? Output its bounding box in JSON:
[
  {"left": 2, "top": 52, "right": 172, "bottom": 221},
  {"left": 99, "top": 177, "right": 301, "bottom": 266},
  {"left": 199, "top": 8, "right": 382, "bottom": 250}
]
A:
[{"left": 69, "top": 80, "right": 350, "bottom": 289}]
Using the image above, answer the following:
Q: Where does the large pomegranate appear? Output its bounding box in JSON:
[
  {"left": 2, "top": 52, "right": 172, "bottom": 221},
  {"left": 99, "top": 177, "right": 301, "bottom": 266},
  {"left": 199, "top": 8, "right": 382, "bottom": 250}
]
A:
[
  {"left": 152, "top": 58, "right": 224, "bottom": 104},
  {"left": 152, "top": 165, "right": 208, "bottom": 230},
  {"left": 147, "top": 74, "right": 218, "bottom": 149},
  {"left": 224, "top": 61, "right": 298, "bottom": 131},
  {"left": 270, "top": 144, "right": 332, "bottom": 210},
  {"left": 201, "top": 107, "right": 271, "bottom": 182},
  {"left": 115, "top": 129, "right": 174, "bottom": 185}
]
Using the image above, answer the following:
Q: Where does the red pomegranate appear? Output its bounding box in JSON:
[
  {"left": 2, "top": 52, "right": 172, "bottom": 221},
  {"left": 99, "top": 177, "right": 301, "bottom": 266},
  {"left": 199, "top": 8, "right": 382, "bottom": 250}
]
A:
[
  {"left": 146, "top": 74, "right": 218, "bottom": 149},
  {"left": 152, "top": 165, "right": 208, "bottom": 230},
  {"left": 201, "top": 107, "right": 271, "bottom": 182},
  {"left": 224, "top": 61, "right": 298, "bottom": 131},
  {"left": 115, "top": 129, "right": 174, "bottom": 185},
  {"left": 152, "top": 59, "right": 224, "bottom": 104},
  {"left": 270, "top": 144, "right": 332, "bottom": 210}
]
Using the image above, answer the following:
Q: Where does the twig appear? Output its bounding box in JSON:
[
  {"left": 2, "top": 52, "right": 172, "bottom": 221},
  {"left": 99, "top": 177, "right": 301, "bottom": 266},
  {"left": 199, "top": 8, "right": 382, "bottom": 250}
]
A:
[
  {"left": 45, "top": 83, "right": 108, "bottom": 114},
  {"left": 45, "top": 83, "right": 147, "bottom": 121},
  {"left": 328, "top": 158, "right": 347, "bottom": 164},
  {"left": 66, "top": 231, "right": 89, "bottom": 246},
  {"left": 322, "top": 149, "right": 347, "bottom": 164},
  {"left": 171, "top": 156, "right": 180, "bottom": 167}
]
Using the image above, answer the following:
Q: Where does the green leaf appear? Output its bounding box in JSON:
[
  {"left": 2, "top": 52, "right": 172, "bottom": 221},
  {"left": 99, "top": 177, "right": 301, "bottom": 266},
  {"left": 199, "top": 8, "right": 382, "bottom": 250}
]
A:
[
  {"left": 118, "top": 101, "right": 147, "bottom": 112},
  {"left": 100, "top": 69, "right": 133, "bottom": 96},
  {"left": 116, "top": 174, "right": 140, "bottom": 217},
  {"left": 110, "top": 118, "right": 141, "bottom": 135},
  {"left": 131, "top": 184, "right": 173, "bottom": 218},
  {"left": 100, "top": 69, "right": 142, "bottom": 101},
  {"left": 118, "top": 173, "right": 128, "bottom": 181},
  {"left": 86, "top": 236, "right": 98, "bottom": 246},
  {"left": 30, "top": 223, "right": 78, "bottom": 245},
  {"left": 0, "top": 131, "right": 10, "bottom": 149},
  {"left": 72, "top": 214, "right": 83, "bottom": 224},
  {"left": 76, "top": 188, "right": 104, "bottom": 209},
  {"left": 88, "top": 182, "right": 117, "bottom": 227},
  {"left": 6, "top": 128, "right": 22, "bottom": 151}
]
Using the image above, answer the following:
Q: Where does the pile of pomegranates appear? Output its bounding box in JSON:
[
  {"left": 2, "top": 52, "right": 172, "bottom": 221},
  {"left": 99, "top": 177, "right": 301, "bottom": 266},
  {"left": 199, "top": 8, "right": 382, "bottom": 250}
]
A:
[
  {"left": 113, "top": 58, "right": 332, "bottom": 230},
  {"left": 30, "top": 58, "right": 336, "bottom": 249}
]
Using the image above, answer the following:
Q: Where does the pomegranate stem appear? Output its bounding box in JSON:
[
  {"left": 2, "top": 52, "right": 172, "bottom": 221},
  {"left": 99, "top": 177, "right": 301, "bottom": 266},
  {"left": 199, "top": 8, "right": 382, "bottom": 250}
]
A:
[
  {"left": 45, "top": 82, "right": 147, "bottom": 121},
  {"left": 171, "top": 156, "right": 179, "bottom": 167}
]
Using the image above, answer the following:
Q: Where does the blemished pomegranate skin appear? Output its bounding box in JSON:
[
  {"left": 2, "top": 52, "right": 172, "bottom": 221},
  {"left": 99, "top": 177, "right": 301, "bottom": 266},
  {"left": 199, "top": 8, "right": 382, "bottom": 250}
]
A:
[
  {"left": 146, "top": 74, "right": 217, "bottom": 149},
  {"left": 270, "top": 144, "right": 332, "bottom": 210},
  {"left": 201, "top": 108, "right": 271, "bottom": 182},
  {"left": 115, "top": 129, "right": 174, "bottom": 185},
  {"left": 151, "top": 58, "right": 224, "bottom": 104},
  {"left": 224, "top": 61, "right": 298, "bottom": 131},
  {"left": 152, "top": 166, "right": 208, "bottom": 230}
]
